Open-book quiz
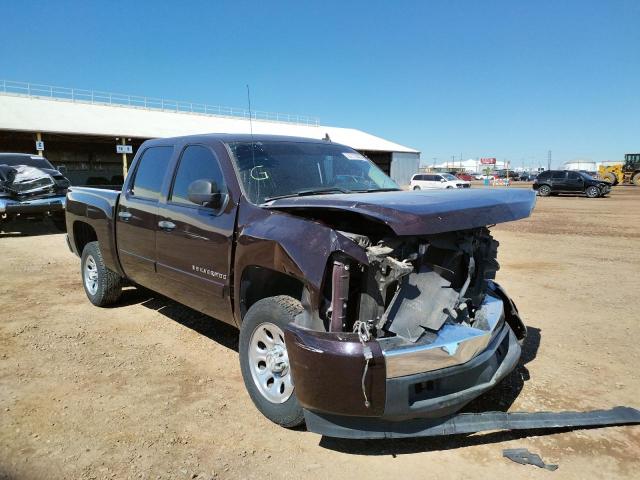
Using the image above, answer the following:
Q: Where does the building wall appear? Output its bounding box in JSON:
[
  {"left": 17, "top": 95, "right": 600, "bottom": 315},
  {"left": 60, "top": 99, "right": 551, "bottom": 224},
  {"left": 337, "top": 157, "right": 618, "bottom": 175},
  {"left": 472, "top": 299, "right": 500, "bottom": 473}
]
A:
[{"left": 390, "top": 152, "right": 420, "bottom": 186}]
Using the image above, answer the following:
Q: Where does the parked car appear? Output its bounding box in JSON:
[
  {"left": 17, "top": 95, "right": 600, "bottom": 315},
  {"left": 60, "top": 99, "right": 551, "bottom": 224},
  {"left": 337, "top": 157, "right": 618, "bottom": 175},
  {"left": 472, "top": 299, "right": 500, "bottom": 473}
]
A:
[
  {"left": 66, "top": 134, "right": 535, "bottom": 437},
  {"left": 476, "top": 172, "right": 498, "bottom": 180},
  {"left": 533, "top": 170, "right": 611, "bottom": 198},
  {"left": 495, "top": 170, "right": 521, "bottom": 181},
  {"left": 0, "top": 153, "right": 70, "bottom": 230},
  {"left": 455, "top": 172, "right": 474, "bottom": 181},
  {"left": 518, "top": 172, "right": 538, "bottom": 182},
  {"left": 411, "top": 172, "right": 470, "bottom": 189}
]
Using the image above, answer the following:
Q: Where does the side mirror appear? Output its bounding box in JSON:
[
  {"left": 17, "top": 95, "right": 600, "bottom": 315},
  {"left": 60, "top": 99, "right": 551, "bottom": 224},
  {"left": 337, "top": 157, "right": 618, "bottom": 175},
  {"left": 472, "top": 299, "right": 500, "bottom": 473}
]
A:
[
  {"left": 440, "top": 178, "right": 446, "bottom": 182},
  {"left": 187, "top": 179, "right": 225, "bottom": 209}
]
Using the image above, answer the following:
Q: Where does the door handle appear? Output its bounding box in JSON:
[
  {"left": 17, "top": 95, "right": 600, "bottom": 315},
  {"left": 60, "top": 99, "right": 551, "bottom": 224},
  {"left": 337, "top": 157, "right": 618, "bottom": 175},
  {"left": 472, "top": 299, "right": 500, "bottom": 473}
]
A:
[
  {"left": 118, "top": 211, "right": 132, "bottom": 221},
  {"left": 158, "top": 220, "right": 176, "bottom": 231}
]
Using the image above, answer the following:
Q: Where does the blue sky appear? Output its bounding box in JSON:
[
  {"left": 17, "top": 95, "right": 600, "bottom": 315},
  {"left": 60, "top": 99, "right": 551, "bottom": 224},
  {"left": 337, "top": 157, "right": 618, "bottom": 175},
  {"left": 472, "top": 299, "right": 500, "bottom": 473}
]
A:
[{"left": 1, "top": 0, "right": 638, "bottom": 168}]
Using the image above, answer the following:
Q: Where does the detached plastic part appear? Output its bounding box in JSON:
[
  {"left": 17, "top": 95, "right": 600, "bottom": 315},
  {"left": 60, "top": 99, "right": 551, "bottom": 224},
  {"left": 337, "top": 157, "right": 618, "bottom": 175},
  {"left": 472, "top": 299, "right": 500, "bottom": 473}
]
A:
[
  {"left": 304, "top": 406, "right": 640, "bottom": 439},
  {"left": 503, "top": 448, "right": 558, "bottom": 471}
]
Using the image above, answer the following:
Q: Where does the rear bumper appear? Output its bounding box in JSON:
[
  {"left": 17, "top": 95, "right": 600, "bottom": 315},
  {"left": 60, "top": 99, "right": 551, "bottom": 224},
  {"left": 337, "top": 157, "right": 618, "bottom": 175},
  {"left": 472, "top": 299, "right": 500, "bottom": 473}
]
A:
[{"left": 0, "top": 195, "right": 66, "bottom": 215}]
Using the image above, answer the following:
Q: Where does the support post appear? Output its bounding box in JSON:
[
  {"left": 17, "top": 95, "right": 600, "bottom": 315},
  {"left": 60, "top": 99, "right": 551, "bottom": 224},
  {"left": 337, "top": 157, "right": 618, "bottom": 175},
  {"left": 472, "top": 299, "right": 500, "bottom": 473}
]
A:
[
  {"left": 121, "top": 138, "right": 128, "bottom": 178},
  {"left": 36, "top": 132, "right": 43, "bottom": 156}
]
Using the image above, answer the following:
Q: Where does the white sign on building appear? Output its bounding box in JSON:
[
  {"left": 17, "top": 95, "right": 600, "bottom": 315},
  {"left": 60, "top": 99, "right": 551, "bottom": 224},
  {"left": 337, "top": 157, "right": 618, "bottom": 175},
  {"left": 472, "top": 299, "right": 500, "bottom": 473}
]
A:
[{"left": 116, "top": 144, "right": 133, "bottom": 154}]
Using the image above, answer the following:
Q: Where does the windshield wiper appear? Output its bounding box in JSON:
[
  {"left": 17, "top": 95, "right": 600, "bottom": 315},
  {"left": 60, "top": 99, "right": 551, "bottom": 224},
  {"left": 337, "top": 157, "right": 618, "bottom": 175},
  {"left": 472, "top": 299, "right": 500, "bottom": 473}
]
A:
[
  {"left": 263, "top": 187, "right": 351, "bottom": 203},
  {"left": 351, "top": 187, "right": 401, "bottom": 193}
]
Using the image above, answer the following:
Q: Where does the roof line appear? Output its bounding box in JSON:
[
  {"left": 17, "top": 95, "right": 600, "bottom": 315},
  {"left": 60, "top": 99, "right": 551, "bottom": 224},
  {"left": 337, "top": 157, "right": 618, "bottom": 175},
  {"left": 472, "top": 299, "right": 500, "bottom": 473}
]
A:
[{"left": 0, "top": 79, "right": 320, "bottom": 127}]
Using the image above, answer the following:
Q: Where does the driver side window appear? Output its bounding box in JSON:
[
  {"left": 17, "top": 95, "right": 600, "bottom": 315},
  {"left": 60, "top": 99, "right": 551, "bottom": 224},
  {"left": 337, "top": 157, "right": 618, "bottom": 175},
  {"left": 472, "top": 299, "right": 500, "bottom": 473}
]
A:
[{"left": 170, "top": 145, "right": 226, "bottom": 207}]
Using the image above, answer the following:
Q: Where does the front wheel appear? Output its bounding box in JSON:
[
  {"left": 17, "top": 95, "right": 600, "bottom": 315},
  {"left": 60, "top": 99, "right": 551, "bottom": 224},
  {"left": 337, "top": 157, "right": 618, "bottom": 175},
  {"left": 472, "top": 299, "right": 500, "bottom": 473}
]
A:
[
  {"left": 239, "top": 296, "right": 304, "bottom": 428},
  {"left": 81, "top": 241, "right": 123, "bottom": 306},
  {"left": 413, "top": 186, "right": 420, "bottom": 190},
  {"left": 537, "top": 184, "right": 551, "bottom": 197},
  {"left": 585, "top": 186, "right": 600, "bottom": 198}
]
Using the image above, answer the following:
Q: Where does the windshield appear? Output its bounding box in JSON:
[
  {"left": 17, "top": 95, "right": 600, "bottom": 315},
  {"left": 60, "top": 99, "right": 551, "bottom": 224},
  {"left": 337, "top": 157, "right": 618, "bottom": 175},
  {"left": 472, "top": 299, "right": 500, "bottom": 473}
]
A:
[
  {"left": 227, "top": 141, "right": 399, "bottom": 204},
  {"left": 0, "top": 155, "right": 54, "bottom": 170},
  {"left": 441, "top": 173, "right": 457, "bottom": 181}
]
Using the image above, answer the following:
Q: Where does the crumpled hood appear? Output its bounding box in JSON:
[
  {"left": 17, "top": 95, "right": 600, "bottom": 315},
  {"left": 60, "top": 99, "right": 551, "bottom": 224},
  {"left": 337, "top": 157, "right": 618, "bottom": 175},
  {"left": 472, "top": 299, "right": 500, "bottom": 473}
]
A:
[
  {"left": 265, "top": 188, "right": 536, "bottom": 235},
  {"left": 0, "top": 164, "right": 69, "bottom": 198}
]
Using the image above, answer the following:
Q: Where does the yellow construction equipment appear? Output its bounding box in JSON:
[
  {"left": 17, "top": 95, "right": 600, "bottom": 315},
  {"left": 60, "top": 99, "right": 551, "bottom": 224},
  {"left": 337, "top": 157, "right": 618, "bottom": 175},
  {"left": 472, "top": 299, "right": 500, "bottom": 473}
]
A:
[{"left": 599, "top": 153, "right": 640, "bottom": 186}]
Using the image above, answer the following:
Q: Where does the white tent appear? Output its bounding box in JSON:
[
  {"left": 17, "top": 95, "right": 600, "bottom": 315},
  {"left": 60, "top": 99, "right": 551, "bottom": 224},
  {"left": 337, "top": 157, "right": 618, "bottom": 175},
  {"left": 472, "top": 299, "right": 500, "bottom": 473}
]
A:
[{"left": 426, "top": 159, "right": 507, "bottom": 171}]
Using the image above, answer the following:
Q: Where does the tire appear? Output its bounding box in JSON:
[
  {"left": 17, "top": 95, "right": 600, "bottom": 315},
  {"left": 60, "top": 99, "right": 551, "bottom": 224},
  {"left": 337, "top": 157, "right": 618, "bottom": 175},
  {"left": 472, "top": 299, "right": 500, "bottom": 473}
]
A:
[
  {"left": 81, "top": 241, "right": 123, "bottom": 306},
  {"left": 239, "top": 295, "right": 305, "bottom": 428},
  {"left": 606, "top": 173, "right": 618, "bottom": 185},
  {"left": 51, "top": 213, "right": 67, "bottom": 232},
  {"left": 413, "top": 186, "right": 420, "bottom": 190},
  {"left": 585, "top": 185, "right": 600, "bottom": 198},
  {"left": 633, "top": 173, "right": 640, "bottom": 186},
  {"left": 537, "top": 184, "right": 551, "bottom": 197},
  {"left": 446, "top": 186, "right": 453, "bottom": 189}
]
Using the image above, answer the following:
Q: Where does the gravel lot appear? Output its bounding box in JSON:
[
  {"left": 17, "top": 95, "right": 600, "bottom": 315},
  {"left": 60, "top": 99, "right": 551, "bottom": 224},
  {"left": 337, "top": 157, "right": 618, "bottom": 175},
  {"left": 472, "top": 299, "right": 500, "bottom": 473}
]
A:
[{"left": 1, "top": 185, "right": 639, "bottom": 479}]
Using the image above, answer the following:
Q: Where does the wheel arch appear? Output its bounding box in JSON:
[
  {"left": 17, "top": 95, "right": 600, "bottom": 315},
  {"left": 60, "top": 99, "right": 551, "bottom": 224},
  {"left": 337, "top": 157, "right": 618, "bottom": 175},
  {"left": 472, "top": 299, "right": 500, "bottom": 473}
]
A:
[
  {"left": 72, "top": 221, "right": 98, "bottom": 256},
  {"left": 239, "top": 265, "right": 305, "bottom": 322}
]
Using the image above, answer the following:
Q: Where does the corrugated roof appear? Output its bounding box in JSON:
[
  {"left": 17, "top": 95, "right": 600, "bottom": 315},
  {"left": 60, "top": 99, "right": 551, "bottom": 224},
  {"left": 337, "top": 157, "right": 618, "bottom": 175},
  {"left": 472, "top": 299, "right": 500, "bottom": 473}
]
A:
[{"left": 0, "top": 94, "right": 419, "bottom": 154}]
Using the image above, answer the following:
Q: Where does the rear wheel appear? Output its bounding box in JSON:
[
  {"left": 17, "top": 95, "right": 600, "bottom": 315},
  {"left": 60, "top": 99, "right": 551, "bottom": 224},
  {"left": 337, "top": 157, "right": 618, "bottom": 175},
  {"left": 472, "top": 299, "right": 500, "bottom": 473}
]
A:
[
  {"left": 585, "top": 185, "right": 600, "bottom": 198},
  {"left": 537, "top": 184, "right": 551, "bottom": 197},
  {"left": 632, "top": 173, "right": 640, "bottom": 186},
  {"left": 81, "top": 241, "right": 123, "bottom": 306},
  {"left": 239, "top": 295, "right": 304, "bottom": 428}
]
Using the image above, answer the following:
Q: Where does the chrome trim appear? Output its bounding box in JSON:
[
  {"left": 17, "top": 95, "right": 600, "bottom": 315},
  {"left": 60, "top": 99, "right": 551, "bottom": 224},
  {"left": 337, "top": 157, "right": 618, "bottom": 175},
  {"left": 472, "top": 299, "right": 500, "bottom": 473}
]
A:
[
  {"left": 0, "top": 195, "right": 67, "bottom": 213},
  {"left": 380, "top": 294, "right": 505, "bottom": 378}
]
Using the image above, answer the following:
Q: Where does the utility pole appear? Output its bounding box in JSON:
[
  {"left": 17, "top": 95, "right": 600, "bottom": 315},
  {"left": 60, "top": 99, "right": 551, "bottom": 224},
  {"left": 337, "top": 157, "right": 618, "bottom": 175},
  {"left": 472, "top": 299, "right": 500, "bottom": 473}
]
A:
[{"left": 547, "top": 150, "right": 552, "bottom": 171}]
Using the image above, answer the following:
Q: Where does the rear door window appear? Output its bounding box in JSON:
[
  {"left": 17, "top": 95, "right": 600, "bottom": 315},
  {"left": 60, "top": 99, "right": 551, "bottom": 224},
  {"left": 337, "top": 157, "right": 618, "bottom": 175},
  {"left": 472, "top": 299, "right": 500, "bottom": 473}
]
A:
[
  {"left": 551, "top": 171, "right": 566, "bottom": 180},
  {"left": 130, "top": 146, "right": 174, "bottom": 200}
]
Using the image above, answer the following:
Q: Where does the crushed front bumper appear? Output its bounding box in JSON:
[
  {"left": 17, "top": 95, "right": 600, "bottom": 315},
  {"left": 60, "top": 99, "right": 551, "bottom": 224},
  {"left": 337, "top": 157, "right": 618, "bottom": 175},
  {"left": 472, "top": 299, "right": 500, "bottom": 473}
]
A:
[
  {"left": 0, "top": 195, "right": 66, "bottom": 215},
  {"left": 285, "top": 283, "right": 525, "bottom": 435}
]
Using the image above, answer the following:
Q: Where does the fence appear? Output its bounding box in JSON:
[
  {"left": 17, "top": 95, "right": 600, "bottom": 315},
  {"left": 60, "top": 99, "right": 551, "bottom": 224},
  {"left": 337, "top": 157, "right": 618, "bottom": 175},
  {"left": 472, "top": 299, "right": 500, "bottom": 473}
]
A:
[{"left": 0, "top": 79, "right": 320, "bottom": 126}]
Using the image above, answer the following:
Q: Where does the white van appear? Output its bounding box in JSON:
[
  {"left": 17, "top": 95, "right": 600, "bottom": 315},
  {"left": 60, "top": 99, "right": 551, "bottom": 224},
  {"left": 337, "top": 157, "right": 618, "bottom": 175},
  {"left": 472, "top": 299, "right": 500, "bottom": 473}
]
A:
[{"left": 411, "top": 173, "right": 471, "bottom": 190}]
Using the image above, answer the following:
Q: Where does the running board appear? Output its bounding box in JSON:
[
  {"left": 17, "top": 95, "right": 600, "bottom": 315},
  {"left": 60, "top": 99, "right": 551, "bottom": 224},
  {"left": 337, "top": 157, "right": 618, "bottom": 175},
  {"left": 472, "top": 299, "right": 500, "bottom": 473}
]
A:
[{"left": 304, "top": 406, "right": 640, "bottom": 439}]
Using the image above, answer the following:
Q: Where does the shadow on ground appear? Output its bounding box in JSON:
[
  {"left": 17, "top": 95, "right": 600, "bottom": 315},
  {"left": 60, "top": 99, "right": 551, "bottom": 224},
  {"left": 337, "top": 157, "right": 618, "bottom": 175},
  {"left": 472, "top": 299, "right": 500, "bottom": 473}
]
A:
[
  {"left": 0, "top": 218, "right": 65, "bottom": 237},
  {"left": 117, "top": 287, "right": 239, "bottom": 352}
]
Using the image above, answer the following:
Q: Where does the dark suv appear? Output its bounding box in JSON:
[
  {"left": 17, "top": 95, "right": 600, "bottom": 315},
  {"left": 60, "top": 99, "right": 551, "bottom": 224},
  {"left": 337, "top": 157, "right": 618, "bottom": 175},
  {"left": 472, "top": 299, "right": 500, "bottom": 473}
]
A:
[{"left": 533, "top": 170, "right": 610, "bottom": 198}]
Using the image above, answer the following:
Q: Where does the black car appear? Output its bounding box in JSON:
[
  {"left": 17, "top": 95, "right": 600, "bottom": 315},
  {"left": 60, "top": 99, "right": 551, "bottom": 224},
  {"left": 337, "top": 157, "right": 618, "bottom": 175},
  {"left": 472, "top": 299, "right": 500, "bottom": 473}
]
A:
[
  {"left": 533, "top": 170, "right": 610, "bottom": 198},
  {"left": 495, "top": 169, "right": 521, "bottom": 181},
  {"left": 0, "top": 153, "right": 70, "bottom": 230}
]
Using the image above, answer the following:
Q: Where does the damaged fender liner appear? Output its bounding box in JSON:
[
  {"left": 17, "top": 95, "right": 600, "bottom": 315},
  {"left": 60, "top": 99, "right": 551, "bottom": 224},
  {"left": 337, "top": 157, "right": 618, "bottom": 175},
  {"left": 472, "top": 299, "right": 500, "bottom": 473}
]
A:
[{"left": 305, "top": 406, "right": 640, "bottom": 439}]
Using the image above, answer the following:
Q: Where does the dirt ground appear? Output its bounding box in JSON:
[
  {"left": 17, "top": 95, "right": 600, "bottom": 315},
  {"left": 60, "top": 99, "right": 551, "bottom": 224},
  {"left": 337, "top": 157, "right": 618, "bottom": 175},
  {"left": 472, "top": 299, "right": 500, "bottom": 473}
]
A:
[{"left": 1, "top": 185, "right": 639, "bottom": 480}]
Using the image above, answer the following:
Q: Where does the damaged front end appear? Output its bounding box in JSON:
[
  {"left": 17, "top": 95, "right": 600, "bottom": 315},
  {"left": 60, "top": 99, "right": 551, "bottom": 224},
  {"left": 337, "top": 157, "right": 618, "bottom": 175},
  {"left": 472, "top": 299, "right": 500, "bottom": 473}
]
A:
[
  {"left": 0, "top": 163, "right": 70, "bottom": 219},
  {"left": 285, "top": 226, "right": 527, "bottom": 428}
]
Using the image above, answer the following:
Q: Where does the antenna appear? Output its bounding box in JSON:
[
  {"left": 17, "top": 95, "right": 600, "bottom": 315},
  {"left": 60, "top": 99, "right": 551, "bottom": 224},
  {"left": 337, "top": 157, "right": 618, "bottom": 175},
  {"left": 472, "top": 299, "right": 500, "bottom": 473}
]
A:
[
  {"left": 246, "top": 84, "right": 254, "bottom": 137},
  {"left": 246, "top": 84, "right": 259, "bottom": 200}
]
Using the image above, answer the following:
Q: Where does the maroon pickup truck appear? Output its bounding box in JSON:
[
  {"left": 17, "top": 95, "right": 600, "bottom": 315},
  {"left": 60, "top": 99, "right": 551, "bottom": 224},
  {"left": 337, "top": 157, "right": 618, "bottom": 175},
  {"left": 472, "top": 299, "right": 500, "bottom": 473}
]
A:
[{"left": 65, "top": 134, "right": 536, "bottom": 438}]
